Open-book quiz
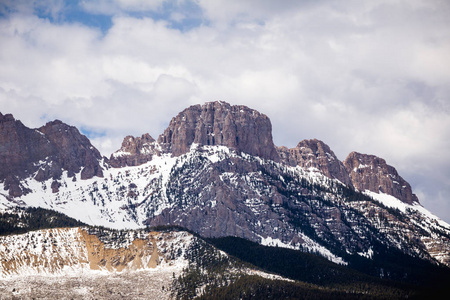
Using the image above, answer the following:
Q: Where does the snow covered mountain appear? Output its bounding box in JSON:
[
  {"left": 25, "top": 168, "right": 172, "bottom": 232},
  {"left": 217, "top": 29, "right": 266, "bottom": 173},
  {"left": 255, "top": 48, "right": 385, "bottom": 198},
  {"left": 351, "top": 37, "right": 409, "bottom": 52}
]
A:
[{"left": 1, "top": 101, "right": 449, "bottom": 272}]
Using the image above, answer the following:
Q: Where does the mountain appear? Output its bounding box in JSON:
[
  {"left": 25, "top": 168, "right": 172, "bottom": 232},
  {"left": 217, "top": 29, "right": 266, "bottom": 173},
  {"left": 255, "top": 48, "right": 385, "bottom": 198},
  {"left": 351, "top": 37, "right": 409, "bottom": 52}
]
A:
[
  {"left": 2, "top": 225, "right": 430, "bottom": 299},
  {"left": 1, "top": 101, "right": 450, "bottom": 293},
  {"left": 109, "top": 133, "right": 160, "bottom": 168},
  {"left": 278, "top": 139, "right": 353, "bottom": 187},
  {"left": 0, "top": 113, "right": 103, "bottom": 197},
  {"left": 344, "top": 151, "right": 419, "bottom": 205},
  {"left": 157, "top": 101, "right": 280, "bottom": 161}
]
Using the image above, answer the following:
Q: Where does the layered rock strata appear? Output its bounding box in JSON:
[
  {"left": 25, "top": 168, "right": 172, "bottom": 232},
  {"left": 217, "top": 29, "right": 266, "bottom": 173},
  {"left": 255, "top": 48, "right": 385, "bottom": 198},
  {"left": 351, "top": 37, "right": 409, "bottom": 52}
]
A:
[
  {"left": 0, "top": 227, "right": 192, "bottom": 276},
  {"left": 1, "top": 102, "right": 420, "bottom": 205}
]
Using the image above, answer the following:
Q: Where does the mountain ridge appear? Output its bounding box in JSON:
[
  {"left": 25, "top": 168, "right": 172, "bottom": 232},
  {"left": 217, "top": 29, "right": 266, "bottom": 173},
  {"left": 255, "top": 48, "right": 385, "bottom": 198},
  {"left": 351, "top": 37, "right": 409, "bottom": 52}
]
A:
[
  {"left": 1, "top": 101, "right": 418, "bottom": 205},
  {"left": 109, "top": 101, "right": 419, "bottom": 205},
  {"left": 1, "top": 101, "right": 448, "bottom": 271}
]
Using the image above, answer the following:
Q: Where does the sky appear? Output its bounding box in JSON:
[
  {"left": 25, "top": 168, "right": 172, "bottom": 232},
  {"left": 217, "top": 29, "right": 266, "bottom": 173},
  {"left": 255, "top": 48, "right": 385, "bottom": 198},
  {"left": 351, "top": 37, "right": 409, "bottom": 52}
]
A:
[{"left": 0, "top": 0, "right": 449, "bottom": 223}]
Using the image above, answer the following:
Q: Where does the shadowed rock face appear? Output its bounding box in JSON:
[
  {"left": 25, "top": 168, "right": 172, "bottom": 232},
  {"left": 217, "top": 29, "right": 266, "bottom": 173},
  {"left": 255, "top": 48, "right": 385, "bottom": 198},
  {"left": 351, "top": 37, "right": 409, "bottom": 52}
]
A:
[
  {"left": 38, "top": 120, "right": 103, "bottom": 180},
  {"left": 0, "top": 113, "right": 103, "bottom": 196},
  {"left": 278, "top": 139, "right": 353, "bottom": 187},
  {"left": 343, "top": 152, "right": 419, "bottom": 205},
  {"left": 157, "top": 101, "right": 280, "bottom": 162},
  {"left": 0, "top": 113, "right": 54, "bottom": 196},
  {"left": 109, "top": 133, "right": 159, "bottom": 168}
]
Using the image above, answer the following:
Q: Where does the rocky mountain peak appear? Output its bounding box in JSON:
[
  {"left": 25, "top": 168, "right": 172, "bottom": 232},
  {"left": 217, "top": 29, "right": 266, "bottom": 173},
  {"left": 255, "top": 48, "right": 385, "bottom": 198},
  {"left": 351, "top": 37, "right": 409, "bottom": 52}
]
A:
[
  {"left": 343, "top": 151, "right": 419, "bottom": 204},
  {"left": 157, "top": 101, "right": 280, "bottom": 161},
  {"left": 0, "top": 113, "right": 54, "bottom": 196},
  {"left": 278, "top": 139, "right": 353, "bottom": 187},
  {"left": 38, "top": 120, "right": 103, "bottom": 180},
  {"left": 109, "top": 133, "right": 159, "bottom": 168},
  {"left": 0, "top": 113, "right": 104, "bottom": 196},
  {"left": 0, "top": 112, "right": 15, "bottom": 122}
]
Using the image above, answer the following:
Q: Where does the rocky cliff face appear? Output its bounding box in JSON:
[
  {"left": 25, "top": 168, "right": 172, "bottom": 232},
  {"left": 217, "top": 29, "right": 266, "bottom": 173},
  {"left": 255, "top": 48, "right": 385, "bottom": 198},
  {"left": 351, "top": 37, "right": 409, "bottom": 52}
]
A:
[
  {"left": 157, "top": 101, "right": 279, "bottom": 162},
  {"left": 343, "top": 152, "right": 419, "bottom": 205},
  {"left": 38, "top": 120, "right": 103, "bottom": 180},
  {"left": 109, "top": 133, "right": 159, "bottom": 168},
  {"left": 0, "top": 113, "right": 103, "bottom": 197},
  {"left": 278, "top": 139, "right": 353, "bottom": 187},
  {"left": 105, "top": 102, "right": 416, "bottom": 207},
  {"left": 0, "top": 113, "right": 52, "bottom": 196}
]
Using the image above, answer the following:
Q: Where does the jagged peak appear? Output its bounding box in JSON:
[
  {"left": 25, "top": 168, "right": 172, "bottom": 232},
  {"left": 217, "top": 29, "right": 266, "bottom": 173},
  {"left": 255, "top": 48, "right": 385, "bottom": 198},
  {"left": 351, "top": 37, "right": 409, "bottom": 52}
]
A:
[
  {"left": 0, "top": 112, "right": 15, "bottom": 122},
  {"left": 42, "top": 119, "right": 64, "bottom": 126}
]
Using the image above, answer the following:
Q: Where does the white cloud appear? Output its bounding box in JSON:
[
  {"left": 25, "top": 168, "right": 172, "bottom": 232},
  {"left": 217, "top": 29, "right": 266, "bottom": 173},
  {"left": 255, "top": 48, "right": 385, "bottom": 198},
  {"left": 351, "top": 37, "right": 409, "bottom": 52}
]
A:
[{"left": 0, "top": 0, "right": 450, "bottom": 222}]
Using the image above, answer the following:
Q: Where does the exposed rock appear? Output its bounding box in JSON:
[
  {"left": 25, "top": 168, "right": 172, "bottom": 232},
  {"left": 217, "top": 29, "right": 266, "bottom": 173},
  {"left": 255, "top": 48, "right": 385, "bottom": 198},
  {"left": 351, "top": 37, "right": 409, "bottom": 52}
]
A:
[
  {"left": 38, "top": 120, "right": 104, "bottom": 179},
  {"left": 51, "top": 180, "right": 61, "bottom": 193},
  {"left": 80, "top": 229, "right": 159, "bottom": 272},
  {"left": 157, "top": 101, "right": 280, "bottom": 161},
  {"left": 0, "top": 113, "right": 103, "bottom": 196},
  {"left": 109, "top": 133, "right": 159, "bottom": 168},
  {"left": 278, "top": 139, "right": 353, "bottom": 187},
  {"left": 0, "top": 227, "right": 191, "bottom": 276},
  {"left": 343, "top": 152, "right": 419, "bottom": 204},
  {"left": 0, "top": 113, "right": 55, "bottom": 196},
  {"left": 3, "top": 105, "right": 449, "bottom": 270}
]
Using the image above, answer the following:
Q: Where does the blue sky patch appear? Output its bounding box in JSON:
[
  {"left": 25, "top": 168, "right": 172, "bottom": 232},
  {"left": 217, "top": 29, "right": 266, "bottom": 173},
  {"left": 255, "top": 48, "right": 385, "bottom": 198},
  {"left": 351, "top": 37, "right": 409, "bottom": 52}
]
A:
[{"left": 2, "top": 0, "right": 208, "bottom": 33}]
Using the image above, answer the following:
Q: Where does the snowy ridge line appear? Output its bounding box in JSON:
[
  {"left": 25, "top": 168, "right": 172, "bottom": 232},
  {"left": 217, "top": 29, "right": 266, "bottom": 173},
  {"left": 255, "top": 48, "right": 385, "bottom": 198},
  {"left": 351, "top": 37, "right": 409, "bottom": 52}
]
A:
[
  {"left": 364, "top": 190, "right": 450, "bottom": 230},
  {"left": 259, "top": 234, "right": 347, "bottom": 266}
]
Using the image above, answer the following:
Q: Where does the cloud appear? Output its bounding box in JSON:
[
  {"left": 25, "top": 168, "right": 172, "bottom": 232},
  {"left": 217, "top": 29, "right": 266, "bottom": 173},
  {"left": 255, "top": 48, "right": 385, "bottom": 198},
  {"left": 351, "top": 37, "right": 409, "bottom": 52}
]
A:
[{"left": 0, "top": 0, "right": 450, "bottom": 222}]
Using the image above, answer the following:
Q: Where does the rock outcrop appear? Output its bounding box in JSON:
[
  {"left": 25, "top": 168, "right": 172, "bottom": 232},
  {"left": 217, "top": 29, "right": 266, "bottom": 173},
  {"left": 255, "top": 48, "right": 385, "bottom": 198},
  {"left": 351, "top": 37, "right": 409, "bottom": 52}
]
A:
[
  {"left": 278, "top": 139, "right": 353, "bottom": 187},
  {"left": 0, "top": 113, "right": 53, "bottom": 196},
  {"left": 0, "top": 227, "right": 193, "bottom": 276},
  {"left": 38, "top": 120, "right": 103, "bottom": 180},
  {"left": 3, "top": 103, "right": 449, "bottom": 273},
  {"left": 0, "top": 113, "right": 103, "bottom": 196},
  {"left": 157, "top": 101, "right": 280, "bottom": 161},
  {"left": 109, "top": 133, "right": 159, "bottom": 168},
  {"left": 343, "top": 152, "right": 419, "bottom": 204}
]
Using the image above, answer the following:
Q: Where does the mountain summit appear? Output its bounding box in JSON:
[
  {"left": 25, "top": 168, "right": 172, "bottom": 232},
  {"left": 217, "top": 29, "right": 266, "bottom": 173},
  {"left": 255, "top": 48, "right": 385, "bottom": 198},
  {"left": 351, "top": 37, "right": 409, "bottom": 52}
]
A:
[
  {"left": 157, "top": 101, "right": 280, "bottom": 161},
  {"left": 0, "top": 113, "right": 103, "bottom": 197}
]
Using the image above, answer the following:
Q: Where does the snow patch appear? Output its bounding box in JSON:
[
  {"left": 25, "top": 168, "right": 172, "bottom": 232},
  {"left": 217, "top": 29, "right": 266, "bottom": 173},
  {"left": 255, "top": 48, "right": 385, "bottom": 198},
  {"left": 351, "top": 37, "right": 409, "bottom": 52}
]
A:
[{"left": 364, "top": 190, "right": 450, "bottom": 230}]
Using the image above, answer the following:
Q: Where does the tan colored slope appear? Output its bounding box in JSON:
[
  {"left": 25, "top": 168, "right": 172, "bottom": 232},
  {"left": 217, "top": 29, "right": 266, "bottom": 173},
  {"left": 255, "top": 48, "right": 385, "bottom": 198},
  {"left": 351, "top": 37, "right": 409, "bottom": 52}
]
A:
[{"left": 0, "top": 228, "right": 190, "bottom": 277}]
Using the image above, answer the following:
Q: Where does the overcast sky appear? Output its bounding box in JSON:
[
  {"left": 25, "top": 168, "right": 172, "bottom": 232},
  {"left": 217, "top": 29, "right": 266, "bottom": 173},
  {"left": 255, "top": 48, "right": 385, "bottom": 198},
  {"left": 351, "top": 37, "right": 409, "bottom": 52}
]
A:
[{"left": 1, "top": 0, "right": 449, "bottom": 223}]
